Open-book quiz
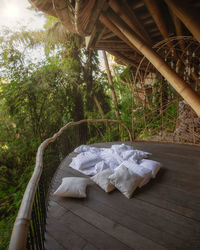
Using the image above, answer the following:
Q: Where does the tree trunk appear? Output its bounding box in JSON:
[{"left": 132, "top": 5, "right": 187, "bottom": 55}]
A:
[{"left": 102, "top": 50, "right": 120, "bottom": 119}]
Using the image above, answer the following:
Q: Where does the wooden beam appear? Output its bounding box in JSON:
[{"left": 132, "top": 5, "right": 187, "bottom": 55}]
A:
[
  {"left": 164, "top": 0, "right": 200, "bottom": 42},
  {"left": 85, "top": 22, "right": 106, "bottom": 49},
  {"left": 107, "top": 11, "right": 200, "bottom": 117},
  {"left": 107, "top": 50, "right": 138, "bottom": 68},
  {"left": 99, "top": 12, "right": 140, "bottom": 54},
  {"left": 109, "top": 0, "right": 152, "bottom": 45},
  {"left": 170, "top": 12, "right": 185, "bottom": 51},
  {"left": 144, "top": 0, "right": 169, "bottom": 41}
]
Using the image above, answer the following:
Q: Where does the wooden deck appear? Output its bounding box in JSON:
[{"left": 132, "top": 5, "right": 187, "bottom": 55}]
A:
[{"left": 45, "top": 142, "right": 200, "bottom": 250}]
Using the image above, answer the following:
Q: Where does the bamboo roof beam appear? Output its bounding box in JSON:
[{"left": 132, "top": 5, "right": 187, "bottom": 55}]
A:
[
  {"left": 102, "top": 32, "right": 116, "bottom": 39},
  {"left": 85, "top": 23, "right": 105, "bottom": 49},
  {"left": 106, "top": 10, "right": 200, "bottom": 117},
  {"left": 170, "top": 12, "right": 185, "bottom": 51},
  {"left": 107, "top": 50, "right": 139, "bottom": 68},
  {"left": 109, "top": 0, "right": 152, "bottom": 45},
  {"left": 144, "top": 0, "right": 174, "bottom": 50},
  {"left": 164, "top": 0, "right": 200, "bottom": 43},
  {"left": 144, "top": 0, "right": 168, "bottom": 39},
  {"left": 99, "top": 12, "right": 140, "bottom": 54}
]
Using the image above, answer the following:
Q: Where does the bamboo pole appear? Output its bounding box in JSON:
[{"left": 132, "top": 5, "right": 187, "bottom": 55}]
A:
[
  {"left": 144, "top": 0, "right": 169, "bottom": 40},
  {"left": 100, "top": 11, "right": 200, "bottom": 117},
  {"left": 109, "top": 0, "right": 152, "bottom": 45},
  {"left": 102, "top": 50, "right": 120, "bottom": 119},
  {"left": 9, "top": 119, "right": 133, "bottom": 250},
  {"left": 99, "top": 13, "right": 140, "bottom": 53},
  {"left": 164, "top": 0, "right": 200, "bottom": 43},
  {"left": 107, "top": 50, "right": 138, "bottom": 68},
  {"left": 93, "top": 95, "right": 105, "bottom": 118}
]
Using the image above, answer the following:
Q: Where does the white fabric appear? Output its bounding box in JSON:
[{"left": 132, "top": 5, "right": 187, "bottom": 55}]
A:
[
  {"left": 140, "top": 159, "right": 161, "bottom": 178},
  {"left": 71, "top": 151, "right": 100, "bottom": 170},
  {"left": 91, "top": 169, "right": 115, "bottom": 193},
  {"left": 95, "top": 161, "right": 109, "bottom": 172},
  {"left": 100, "top": 149, "right": 123, "bottom": 171},
  {"left": 74, "top": 145, "right": 101, "bottom": 154},
  {"left": 109, "top": 165, "right": 142, "bottom": 199},
  {"left": 70, "top": 144, "right": 151, "bottom": 176},
  {"left": 123, "top": 150, "right": 151, "bottom": 162},
  {"left": 53, "top": 177, "right": 88, "bottom": 198},
  {"left": 121, "top": 161, "right": 152, "bottom": 187}
]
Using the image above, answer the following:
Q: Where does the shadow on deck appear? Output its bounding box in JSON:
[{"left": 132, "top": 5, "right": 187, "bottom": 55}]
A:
[{"left": 45, "top": 142, "right": 200, "bottom": 250}]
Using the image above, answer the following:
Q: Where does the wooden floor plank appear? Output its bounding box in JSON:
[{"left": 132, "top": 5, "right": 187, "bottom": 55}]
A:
[
  {"left": 45, "top": 142, "right": 200, "bottom": 250},
  {"left": 52, "top": 195, "right": 166, "bottom": 250}
]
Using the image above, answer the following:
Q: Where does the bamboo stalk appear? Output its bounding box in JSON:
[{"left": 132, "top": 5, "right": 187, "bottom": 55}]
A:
[
  {"left": 99, "top": 13, "right": 139, "bottom": 53},
  {"left": 93, "top": 95, "right": 105, "bottom": 118},
  {"left": 102, "top": 11, "right": 200, "bottom": 117},
  {"left": 107, "top": 50, "right": 138, "bottom": 68},
  {"left": 144, "top": 0, "right": 169, "bottom": 40},
  {"left": 102, "top": 50, "right": 120, "bottom": 120},
  {"left": 164, "top": 0, "right": 200, "bottom": 43},
  {"left": 109, "top": 0, "right": 152, "bottom": 44}
]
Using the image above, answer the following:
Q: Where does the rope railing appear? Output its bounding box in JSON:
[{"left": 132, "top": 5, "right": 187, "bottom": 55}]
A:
[{"left": 9, "top": 119, "right": 132, "bottom": 250}]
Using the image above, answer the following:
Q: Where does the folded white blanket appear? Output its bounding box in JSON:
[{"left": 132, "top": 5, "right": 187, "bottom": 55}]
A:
[{"left": 140, "top": 159, "right": 161, "bottom": 178}]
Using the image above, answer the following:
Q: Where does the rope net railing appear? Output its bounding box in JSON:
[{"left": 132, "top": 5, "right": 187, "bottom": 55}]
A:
[{"left": 9, "top": 119, "right": 132, "bottom": 250}]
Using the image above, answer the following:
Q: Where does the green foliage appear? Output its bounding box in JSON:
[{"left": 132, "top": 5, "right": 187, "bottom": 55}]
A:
[
  {"left": 0, "top": 14, "right": 180, "bottom": 250},
  {"left": 0, "top": 24, "right": 110, "bottom": 248}
]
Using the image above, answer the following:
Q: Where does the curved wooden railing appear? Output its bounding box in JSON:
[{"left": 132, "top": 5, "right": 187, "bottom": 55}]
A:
[{"left": 9, "top": 119, "right": 132, "bottom": 250}]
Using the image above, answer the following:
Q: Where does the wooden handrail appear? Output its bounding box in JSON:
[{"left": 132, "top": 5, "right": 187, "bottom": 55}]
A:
[{"left": 9, "top": 119, "right": 132, "bottom": 250}]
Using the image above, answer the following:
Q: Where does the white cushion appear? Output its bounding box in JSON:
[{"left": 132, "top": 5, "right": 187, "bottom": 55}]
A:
[
  {"left": 122, "top": 161, "right": 152, "bottom": 187},
  {"left": 109, "top": 165, "right": 142, "bottom": 199},
  {"left": 53, "top": 177, "right": 88, "bottom": 198},
  {"left": 140, "top": 159, "right": 161, "bottom": 178},
  {"left": 91, "top": 169, "right": 115, "bottom": 193}
]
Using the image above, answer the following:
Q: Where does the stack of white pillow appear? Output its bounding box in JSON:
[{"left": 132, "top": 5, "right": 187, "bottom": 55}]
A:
[
  {"left": 91, "top": 159, "right": 161, "bottom": 198},
  {"left": 54, "top": 155, "right": 161, "bottom": 199}
]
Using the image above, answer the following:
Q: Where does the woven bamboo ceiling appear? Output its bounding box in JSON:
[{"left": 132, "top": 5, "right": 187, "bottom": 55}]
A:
[{"left": 30, "top": 0, "right": 200, "bottom": 67}]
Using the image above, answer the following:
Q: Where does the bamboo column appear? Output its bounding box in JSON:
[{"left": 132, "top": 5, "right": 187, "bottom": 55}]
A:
[
  {"left": 93, "top": 95, "right": 105, "bottom": 118},
  {"left": 102, "top": 50, "right": 120, "bottom": 119},
  {"left": 100, "top": 11, "right": 200, "bottom": 117},
  {"left": 164, "top": 0, "right": 200, "bottom": 43}
]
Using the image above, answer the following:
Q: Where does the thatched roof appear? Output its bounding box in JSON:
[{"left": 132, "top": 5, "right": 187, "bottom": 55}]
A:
[{"left": 29, "top": 0, "right": 200, "bottom": 66}]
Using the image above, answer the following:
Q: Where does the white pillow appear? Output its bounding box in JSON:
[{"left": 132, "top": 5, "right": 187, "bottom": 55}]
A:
[
  {"left": 140, "top": 159, "right": 161, "bottom": 178},
  {"left": 91, "top": 169, "right": 115, "bottom": 193},
  {"left": 53, "top": 177, "right": 88, "bottom": 198},
  {"left": 109, "top": 165, "right": 142, "bottom": 199},
  {"left": 121, "top": 161, "right": 152, "bottom": 187}
]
